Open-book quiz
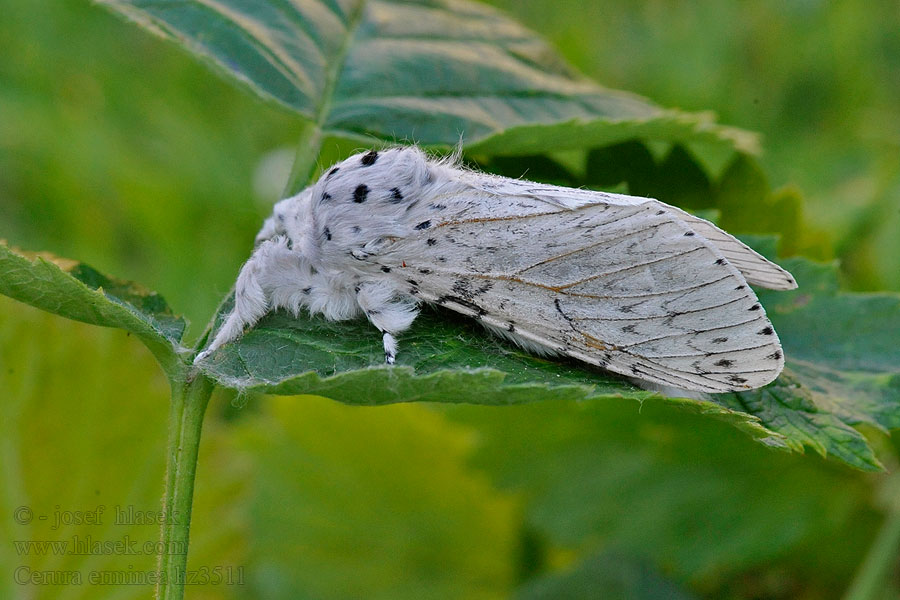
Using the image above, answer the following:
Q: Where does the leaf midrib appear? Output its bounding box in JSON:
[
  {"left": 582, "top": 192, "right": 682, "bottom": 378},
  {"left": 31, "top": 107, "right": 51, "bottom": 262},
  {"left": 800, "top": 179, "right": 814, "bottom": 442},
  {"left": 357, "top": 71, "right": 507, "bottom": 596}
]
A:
[{"left": 313, "top": 0, "right": 369, "bottom": 131}]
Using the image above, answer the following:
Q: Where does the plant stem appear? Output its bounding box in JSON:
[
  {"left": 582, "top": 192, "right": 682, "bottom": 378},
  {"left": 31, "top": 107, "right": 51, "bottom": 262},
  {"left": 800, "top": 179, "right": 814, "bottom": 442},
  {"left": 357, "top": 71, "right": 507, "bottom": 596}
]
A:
[
  {"left": 158, "top": 103, "right": 326, "bottom": 600},
  {"left": 156, "top": 373, "right": 214, "bottom": 600},
  {"left": 280, "top": 0, "right": 366, "bottom": 199},
  {"left": 282, "top": 121, "right": 324, "bottom": 197},
  {"left": 843, "top": 497, "right": 900, "bottom": 600}
]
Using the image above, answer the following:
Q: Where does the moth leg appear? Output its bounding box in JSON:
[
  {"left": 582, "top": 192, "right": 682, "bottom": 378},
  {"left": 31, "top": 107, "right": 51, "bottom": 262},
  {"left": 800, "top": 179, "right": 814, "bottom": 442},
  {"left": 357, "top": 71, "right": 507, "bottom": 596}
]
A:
[
  {"left": 355, "top": 282, "right": 418, "bottom": 365},
  {"left": 382, "top": 332, "right": 399, "bottom": 365},
  {"left": 194, "top": 237, "right": 295, "bottom": 363}
]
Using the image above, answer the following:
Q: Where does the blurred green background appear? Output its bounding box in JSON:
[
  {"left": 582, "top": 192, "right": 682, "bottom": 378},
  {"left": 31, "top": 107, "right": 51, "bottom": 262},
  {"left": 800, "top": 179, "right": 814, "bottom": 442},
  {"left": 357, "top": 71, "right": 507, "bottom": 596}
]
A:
[{"left": 1, "top": 0, "right": 898, "bottom": 598}]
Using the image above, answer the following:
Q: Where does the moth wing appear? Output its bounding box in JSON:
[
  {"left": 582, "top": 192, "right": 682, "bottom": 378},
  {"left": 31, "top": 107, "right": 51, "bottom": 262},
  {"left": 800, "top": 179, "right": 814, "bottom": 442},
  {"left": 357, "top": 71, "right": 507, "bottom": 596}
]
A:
[
  {"left": 375, "top": 179, "right": 785, "bottom": 393},
  {"left": 465, "top": 177, "right": 796, "bottom": 290},
  {"left": 653, "top": 205, "right": 797, "bottom": 290}
]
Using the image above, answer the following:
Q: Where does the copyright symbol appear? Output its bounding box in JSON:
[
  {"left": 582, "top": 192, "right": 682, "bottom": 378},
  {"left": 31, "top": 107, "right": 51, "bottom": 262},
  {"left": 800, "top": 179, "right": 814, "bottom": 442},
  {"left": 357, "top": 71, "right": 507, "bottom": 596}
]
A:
[{"left": 14, "top": 506, "right": 32, "bottom": 525}]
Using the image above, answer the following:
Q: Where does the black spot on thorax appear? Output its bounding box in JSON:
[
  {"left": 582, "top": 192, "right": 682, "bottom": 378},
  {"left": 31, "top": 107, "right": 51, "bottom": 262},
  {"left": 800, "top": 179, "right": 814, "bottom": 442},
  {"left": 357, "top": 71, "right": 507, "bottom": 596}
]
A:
[
  {"left": 354, "top": 184, "right": 369, "bottom": 203},
  {"left": 361, "top": 150, "right": 378, "bottom": 166}
]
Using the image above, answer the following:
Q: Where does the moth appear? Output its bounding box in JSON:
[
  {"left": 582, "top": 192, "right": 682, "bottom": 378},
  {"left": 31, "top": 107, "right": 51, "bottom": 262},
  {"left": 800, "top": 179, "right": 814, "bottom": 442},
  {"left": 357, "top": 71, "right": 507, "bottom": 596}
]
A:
[{"left": 195, "top": 146, "right": 796, "bottom": 393}]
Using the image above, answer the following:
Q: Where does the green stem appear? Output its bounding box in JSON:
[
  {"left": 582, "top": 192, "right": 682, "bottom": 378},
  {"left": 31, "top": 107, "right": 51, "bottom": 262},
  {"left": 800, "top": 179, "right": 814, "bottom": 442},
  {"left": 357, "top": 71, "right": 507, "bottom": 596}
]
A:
[
  {"left": 163, "top": 62, "right": 332, "bottom": 600},
  {"left": 156, "top": 373, "right": 214, "bottom": 600},
  {"left": 279, "top": 0, "right": 366, "bottom": 199},
  {"left": 843, "top": 502, "right": 900, "bottom": 600},
  {"left": 281, "top": 121, "right": 324, "bottom": 197}
]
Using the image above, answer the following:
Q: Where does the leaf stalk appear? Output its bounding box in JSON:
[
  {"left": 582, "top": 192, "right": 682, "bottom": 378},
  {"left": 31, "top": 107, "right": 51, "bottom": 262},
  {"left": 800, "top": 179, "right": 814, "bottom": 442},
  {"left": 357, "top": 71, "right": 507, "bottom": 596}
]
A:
[{"left": 155, "top": 373, "right": 214, "bottom": 600}]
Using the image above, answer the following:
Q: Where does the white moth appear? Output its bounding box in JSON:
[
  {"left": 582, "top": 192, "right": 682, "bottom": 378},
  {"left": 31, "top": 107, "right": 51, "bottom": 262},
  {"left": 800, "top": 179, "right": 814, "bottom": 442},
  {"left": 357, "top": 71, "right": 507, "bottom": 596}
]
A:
[{"left": 195, "top": 146, "right": 797, "bottom": 393}]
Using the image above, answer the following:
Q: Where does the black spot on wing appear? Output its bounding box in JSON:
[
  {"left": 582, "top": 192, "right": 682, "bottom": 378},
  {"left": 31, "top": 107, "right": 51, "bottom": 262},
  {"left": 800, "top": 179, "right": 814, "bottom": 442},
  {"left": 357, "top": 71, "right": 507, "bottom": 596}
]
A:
[
  {"left": 415, "top": 220, "right": 432, "bottom": 230},
  {"left": 554, "top": 299, "right": 572, "bottom": 322},
  {"left": 554, "top": 298, "right": 578, "bottom": 333},
  {"left": 437, "top": 295, "right": 487, "bottom": 317},
  {"left": 451, "top": 279, "right": 474, "bottom": 299},
  {"left": 390, "top": 188, "right": 404, "bottom": 203}
]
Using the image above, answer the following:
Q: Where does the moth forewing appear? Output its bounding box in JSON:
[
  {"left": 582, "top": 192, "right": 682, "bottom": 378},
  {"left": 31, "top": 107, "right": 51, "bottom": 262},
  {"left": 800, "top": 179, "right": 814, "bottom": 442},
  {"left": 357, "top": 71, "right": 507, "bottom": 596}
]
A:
[{"left": 380, "top": 176, "right": 786, "bottom": 393}]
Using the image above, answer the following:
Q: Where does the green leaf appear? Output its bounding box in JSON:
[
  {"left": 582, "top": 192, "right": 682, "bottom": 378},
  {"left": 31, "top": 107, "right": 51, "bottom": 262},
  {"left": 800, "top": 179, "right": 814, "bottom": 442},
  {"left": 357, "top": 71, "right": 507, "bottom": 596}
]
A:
[
  {"left": 197, "top": 299, "right": 778, "bottom": 445},
  {"left": 232, "top": 394, "right": 518, "bottom": 599},
  {"left": 0, "top": 242, "right": 186, "bottom": 378},
  {"left": 515, "top": 551, "right": 698, "bottom": 600},
  {"left": 582, "top": 141, "right": 715, "bottom": 209},
  {"left": 195, "top": 244, "right": 900, "bottom": 470},
  {"left": 96, "top": 0, "right": 757, "bottom": 159},
  {"left": 441, "top": 396, "right": 883, "bottom": 594},
  {"left": 716, "top": 155, "right": 804, "bottom": 255},
  {"left": 716, "top": 252, "right": 900, "bottom": 471}
]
